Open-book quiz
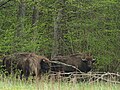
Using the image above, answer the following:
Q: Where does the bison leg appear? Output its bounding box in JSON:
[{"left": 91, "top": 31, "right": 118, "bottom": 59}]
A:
[
  {"left": 19, "top": 71, "right": 23, "bottom": 80},
  {"left": 24, "top": 69, "right": 30, "bottom": 80}
]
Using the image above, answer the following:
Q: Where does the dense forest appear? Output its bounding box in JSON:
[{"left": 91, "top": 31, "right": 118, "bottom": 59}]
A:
[{"left": 0, "top": 0, "right": 120, "bottom": 72}]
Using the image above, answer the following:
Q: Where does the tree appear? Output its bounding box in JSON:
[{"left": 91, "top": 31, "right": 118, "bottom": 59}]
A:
[
  {"left": 0, "top": 0, "right": 120, "bottom": 72},
  {"left": 31, "top": 0, "right": 39, "bottom": 52},
  {"left": 16, "top": 0, "right": 25, "bottom": 37},
  {"left": 52, "top": 0, "right": 66, "bottom": 57}
]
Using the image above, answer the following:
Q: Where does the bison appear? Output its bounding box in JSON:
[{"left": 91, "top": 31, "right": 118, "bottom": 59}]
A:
[
  {"left": 2, "top": 53, "right": 50, "bottom": 80},
  {"left": 50, "top": 53, "right": 95, "bottom": 73}
]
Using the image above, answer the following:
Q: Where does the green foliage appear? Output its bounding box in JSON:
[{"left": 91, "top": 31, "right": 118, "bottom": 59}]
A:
[{"left": 0, "top": 0, "right": 120, "bottom": 72}]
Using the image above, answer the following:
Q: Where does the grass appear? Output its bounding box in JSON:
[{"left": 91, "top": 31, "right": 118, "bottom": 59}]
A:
[
  {"left": 0, "top": 76, "right": 120, "bottom": 90},
  {"left": 0, "top": 72, "right": 120, "bottom": 90}
]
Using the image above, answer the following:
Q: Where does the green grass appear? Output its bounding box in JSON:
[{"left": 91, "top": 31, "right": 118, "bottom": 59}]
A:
[
  {"left": 0, "top": 77, "right": 120, "bottom": 90},
  {"left": 0, "top": 73, "right": 120, "bottom": 90}
]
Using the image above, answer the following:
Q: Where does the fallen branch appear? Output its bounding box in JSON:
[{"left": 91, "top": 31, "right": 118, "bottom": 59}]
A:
[
  {"left": 49, "top": 60, "right": 83, "bottom": 73},
  {"left": 49, "top": 71, "right": 120, "bottom": 84},
  {"left": 88, "top": 72, "right": 120, "bottom": 84}
]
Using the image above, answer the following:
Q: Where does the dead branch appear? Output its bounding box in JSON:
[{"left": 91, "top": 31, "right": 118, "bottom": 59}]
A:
[
  {"left": 88, "top": 72, "right": 120, "bottom": 84},
  {"left": 49, "top": 60, "right": 83, "bottom": 73},
  {"left": 0, "top": 0, "right": 12, "bottom": 8},
  {"left": 49, "top": 71, "right": 120, "bottom": 84}
]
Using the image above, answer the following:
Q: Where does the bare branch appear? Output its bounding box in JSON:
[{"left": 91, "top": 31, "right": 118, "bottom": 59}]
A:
[
  {"left": 0, "top": 0, "right": 12, "bottom": 8},
  {"left": 49, "top": 60, "right": 83, "bottom": 73},
  {"left": 49, "top": 71, "right": 120, "bottom": 84}
]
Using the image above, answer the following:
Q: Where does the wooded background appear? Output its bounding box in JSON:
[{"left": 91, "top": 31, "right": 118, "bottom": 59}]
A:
[{"left": 0, "top": 0, "right": 120, "bottom": 72}]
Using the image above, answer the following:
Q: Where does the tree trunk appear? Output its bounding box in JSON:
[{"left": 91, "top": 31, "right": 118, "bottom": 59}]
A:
[
  {"left": 32, "top": 0, "right": 39, "bottom": 26},
  {"left": 31, "top": 0, "right": 39, "bottom": 52},
  {"left": 52, "top": 0, "right": 66, "bottom": 58},
  {"left": 12, "top": 0, "right": 26, "bottom": 53},
  {"left": 16, "top": 0, "right": 25, "bottom": 37}
]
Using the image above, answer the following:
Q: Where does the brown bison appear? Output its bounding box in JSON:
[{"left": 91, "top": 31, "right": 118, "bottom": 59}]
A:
[
  {"left": 51, "top": 53, "right": 95, "bottom": 73},
  {"left": 2, "top": 53, "right": 50, "bottom": 80}
]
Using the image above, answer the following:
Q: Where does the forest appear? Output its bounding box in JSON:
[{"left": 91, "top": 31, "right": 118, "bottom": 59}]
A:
[{"left": 0, "top": 0, "right": 120, "bottom": 73}]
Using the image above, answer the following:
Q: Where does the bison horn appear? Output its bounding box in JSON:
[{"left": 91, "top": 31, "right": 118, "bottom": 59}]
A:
[
  {"left": 43, "top": 59, "right": 45, "bottom": 61},
  {"left": 82, "top": 59, "right": 87, "bottom": 61},
  {"left": 92, "top": 59, "right": 96, "bottom": 62}
]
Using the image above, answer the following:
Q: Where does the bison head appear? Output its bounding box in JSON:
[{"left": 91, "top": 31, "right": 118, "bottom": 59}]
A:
[
  {"left": 40, "top": 59, "right": 50, "bottom": 73},
  {"left": 80, "top": 53, "right": 96, "bottom": 73}
]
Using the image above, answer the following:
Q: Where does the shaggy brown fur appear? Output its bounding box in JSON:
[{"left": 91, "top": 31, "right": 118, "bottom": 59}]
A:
[
  {"left": 2, "top": 53, "right": 50, "bottom": 80},
  {"left": 51, "top": 53, "right": 95, "bottom": 73}
]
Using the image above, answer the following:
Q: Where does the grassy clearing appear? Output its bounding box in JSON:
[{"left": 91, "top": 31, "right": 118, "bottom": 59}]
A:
[{"left": 0, "top": 76, "right": 120, "bottom": 90}]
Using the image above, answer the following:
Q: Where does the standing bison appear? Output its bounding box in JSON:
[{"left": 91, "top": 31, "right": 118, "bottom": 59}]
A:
[
  {"left": 2, "top": 53, "right": 50, "bottom": 80},
  {"left": 51, "top": 53, "right": 95, "bottom": 73}
]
